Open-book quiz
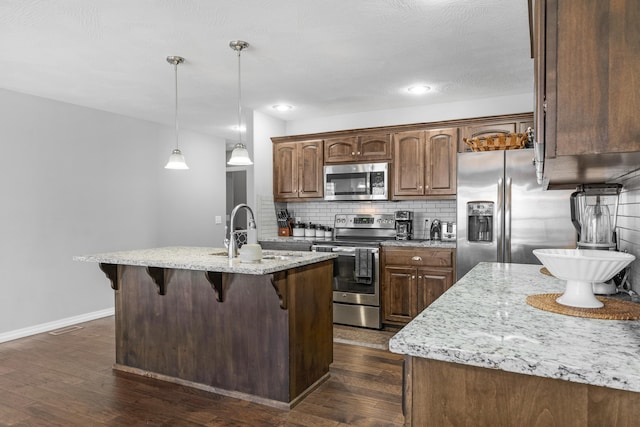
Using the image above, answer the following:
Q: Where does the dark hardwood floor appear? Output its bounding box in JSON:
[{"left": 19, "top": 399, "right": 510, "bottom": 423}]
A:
[{"left": 0, "top": 317, "right": 404, "bottom": 426}]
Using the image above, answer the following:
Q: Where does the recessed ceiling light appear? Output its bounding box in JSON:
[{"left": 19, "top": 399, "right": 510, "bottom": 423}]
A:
[
  {"left": 272, "top": 104, "right": 294, "bottom": 112},
  {"left": 407, "top": 85, "right": 431, "bottom": 95}
]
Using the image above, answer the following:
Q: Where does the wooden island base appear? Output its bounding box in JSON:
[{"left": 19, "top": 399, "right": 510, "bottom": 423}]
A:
[
  {"left": 404, "top": 357, "right": 640, "bottom": 426},
  {"left": 108, "top": 260, "right": 333, "bottom": 410}
]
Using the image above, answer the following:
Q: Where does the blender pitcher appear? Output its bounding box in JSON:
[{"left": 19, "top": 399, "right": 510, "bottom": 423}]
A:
[{"left": 580, "top": 196, "right": 613, "bottom": 249}]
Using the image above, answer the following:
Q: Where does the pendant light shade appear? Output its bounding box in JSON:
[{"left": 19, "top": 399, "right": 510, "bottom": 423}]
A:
[
  {"left": 165, "top": 56, "right": 189, "bottom": 170},
  {"left": 227, "top": 40, "right": 253, "bottom": 166}
]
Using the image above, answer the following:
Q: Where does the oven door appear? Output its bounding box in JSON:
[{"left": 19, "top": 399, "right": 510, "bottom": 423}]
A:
[{"left": 321, "top": 246, "right": 380, "bottom": 307}]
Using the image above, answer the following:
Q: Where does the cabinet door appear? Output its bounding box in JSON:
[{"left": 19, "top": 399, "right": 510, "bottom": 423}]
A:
[
  {"left": 416, "top": 268, "right": 453, "bottom": 313},
  {"left": 324, "top": 137, "right": 357, "bottom": 163},
  {"left": 549, "top": 0, "right": 639, "bottom": 156},
  {"left": 273, "top": 142, "right": 299, "bottom": 200},
  {"left": 393, "top": 131, "right": 425, "bottom": 197},
  {"left": 358, "top": 133, "right": 392, "bottom": 161},
  {"left": 383, "top": 266, "right": 416, "bottom": 325},
  {"left": 298, "top": 140, "right": 324, "bottom": 198},
  {"left": 425, "top": 128, "right": 457, "bottom": 196}
]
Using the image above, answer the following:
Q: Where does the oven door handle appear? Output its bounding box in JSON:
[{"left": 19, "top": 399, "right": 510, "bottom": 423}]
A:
[{"left": 332, "top": 247, "right": 356, "bottom": 254}]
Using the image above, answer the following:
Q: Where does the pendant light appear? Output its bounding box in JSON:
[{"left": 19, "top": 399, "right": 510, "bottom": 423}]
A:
[
  {"left": 165, "top": 56, "right": 189, "bottom": 170},
  {"left": 227, "top": 40, "right": 253, "bottom": 166}
]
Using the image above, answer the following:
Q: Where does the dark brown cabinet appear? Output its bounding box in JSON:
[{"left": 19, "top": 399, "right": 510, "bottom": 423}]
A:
[
  {"left": 381, "top": 247, "right": 455, "bottom": 326},
  {"left": 392, "top": 128, "right": 457, "bottom": 199},
  {"left": 273, "top": 140, "right": 323, "bottom": 201},
  {"left": 324, "top": 133, "right": 391, "bottom": 163},
  {"left": 535, "top": 0, "right": 640, "bottom": 187}
]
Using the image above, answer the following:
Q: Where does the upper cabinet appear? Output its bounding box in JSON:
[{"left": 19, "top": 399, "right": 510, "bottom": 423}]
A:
[
  {"left": 271, "top": 113, "right": 532, "bottom": 201},
  {"left": 324, "top": 133, "right": 391, "bottom": 163},
  {"left": 535, "top": 0, "right": 640, "bottom": 188},
  {"left": 392, "top": 128, "right": 457, "bottom": 199},
  {"left": 273, "top": 140, "right": 323, "bottom": 201}
]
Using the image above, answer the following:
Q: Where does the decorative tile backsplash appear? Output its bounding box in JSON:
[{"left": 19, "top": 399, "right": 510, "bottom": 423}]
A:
[
  {"left": 617, "top": 168, "right": 640, "bottom": 291},
  {"left": 279, "top": 200, "right": 456, "bottom": 240}
]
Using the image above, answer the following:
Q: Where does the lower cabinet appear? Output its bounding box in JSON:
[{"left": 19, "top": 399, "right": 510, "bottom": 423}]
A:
[{"left": 382, "top": 247, "right": 455, "bottom": 326}]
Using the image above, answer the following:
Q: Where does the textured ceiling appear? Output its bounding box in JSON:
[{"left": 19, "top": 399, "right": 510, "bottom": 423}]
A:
[{"left": 0, "top": 0, "right": 533, "bottom": 142}]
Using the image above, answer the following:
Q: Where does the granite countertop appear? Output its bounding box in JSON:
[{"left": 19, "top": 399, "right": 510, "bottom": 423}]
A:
[
  {"left": 381, "top": 239, "right": 456, "bottom": 248},
  {"left": 389, "top": 262, "right": 640, "bottom": 393},
  {"left": 74, "top": 246, "right": 336, "bottom": 275},
  {"left": 259, "top": 236, "right": 318, "bottom": 243}
]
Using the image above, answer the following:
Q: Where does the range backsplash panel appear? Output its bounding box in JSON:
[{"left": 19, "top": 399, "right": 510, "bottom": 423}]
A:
[{"left": 280, "top": 200, "right": 456, "bottom": 241}]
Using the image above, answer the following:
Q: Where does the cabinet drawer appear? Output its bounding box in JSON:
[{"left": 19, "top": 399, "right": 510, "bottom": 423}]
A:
[{"left": 383, "top": 247, "right": 453, "bottom": 267}]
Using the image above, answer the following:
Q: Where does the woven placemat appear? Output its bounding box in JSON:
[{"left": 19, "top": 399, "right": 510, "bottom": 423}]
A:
[
  {"left": 526, "top": 293, "right": 640, "bottom": 320},
  {"left": 539, "top": 267, "right": 553, "bottom": 277}
]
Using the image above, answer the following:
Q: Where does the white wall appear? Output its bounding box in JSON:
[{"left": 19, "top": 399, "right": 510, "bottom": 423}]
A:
[
  {"left": 252, "top": 111, "right": 285, "bottom": 239},
  {"left": 285, "top": 93, "right": 533, "bottom": 135},
  {"left": 0, "top": 89, "right": 226, "bottom": 338}
]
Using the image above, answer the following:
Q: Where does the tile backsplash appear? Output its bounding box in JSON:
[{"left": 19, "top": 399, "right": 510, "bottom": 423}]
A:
[
  {"left": 617, "top": 168, "right": 640, "bottom": 291},
  {"left": 279, "top": 200, "right": 456, "bottom": 240}
]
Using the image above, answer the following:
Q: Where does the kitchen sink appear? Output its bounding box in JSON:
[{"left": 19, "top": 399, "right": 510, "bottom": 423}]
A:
[
  {"left": 209, "top": 250, "right": 306, "bottom": 260},
  {"left": 262, "top": 254, "right": 300, "bottom": 260}
]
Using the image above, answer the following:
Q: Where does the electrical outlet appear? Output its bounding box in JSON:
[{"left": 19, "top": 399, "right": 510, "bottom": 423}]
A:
[{"left": 215, "top": 215, "right": 222, "bottom": 224}]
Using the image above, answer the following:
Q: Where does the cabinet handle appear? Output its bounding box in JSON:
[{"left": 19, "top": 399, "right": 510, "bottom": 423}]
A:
[
  {"left": 425, "top": 185, "right": 429, "bottom": 189},
  {"left": 357, "top": 151, "right": 361, "bottom": 155},
  {"left": 351, "top": 152, "right": 355, "bottom": 156},
  {"left": 418, "top": 275, "right": 422, "bottom": 279},
  {"left": 412, "top": 256, "right": 422, "bottom": 261},
  {"left": 411, "top": 275, "right": 416, "bottom": 279}
]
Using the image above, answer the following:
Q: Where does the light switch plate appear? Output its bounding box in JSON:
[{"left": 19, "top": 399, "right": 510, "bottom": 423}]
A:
[{"left": 215, "top": 215, "right": 222, "bottom": 224}]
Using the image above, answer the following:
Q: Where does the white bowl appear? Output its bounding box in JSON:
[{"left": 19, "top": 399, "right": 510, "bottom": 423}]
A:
[{"left": 533, "top": 249, "right": 635, "bottom": 308}]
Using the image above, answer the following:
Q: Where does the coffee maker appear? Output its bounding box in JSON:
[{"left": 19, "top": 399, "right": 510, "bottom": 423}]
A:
[
  {"left": 394, "top": 211, "right": 413, "bottom": 240},
  {"left": 570, "top": 184, "right": 621, "bottom": 251},
  {"left": 430, "top": 219, "right": 442, "bottom": 241}
]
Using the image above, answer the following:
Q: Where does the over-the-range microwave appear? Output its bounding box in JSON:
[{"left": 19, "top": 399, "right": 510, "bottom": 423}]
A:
[{"left": 323, "top": 162, "right": 388, "bottom": 201}]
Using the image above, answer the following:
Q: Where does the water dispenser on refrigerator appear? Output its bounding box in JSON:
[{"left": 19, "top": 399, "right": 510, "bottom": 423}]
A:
[{"left": 467, "top": 202, "right": 494, "bottom": 242}]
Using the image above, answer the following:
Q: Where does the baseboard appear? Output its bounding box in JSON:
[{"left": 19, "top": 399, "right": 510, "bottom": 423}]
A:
[{"left": 0, "top": 307, "right": 115, "bottom": 344}]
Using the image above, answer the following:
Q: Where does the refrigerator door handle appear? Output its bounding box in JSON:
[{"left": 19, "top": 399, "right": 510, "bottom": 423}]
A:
[
  {"left": 505, "top": 177, "right": 512, "bottom": 263},
  {"left": 497, "top": 177, "right": 504, "bottom": 262}
]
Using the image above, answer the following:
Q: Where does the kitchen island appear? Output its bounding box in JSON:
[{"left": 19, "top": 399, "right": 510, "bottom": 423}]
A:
[
  {"left": 75, "top": 246, "right": 336, "bottom": 409},
  {"left": 390, "top": 262, "right": 640, "bottom": 426}
]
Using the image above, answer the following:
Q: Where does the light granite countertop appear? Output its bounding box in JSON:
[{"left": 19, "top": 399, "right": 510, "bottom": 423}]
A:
[
  {"left": 74, "top": 246, "right": 337, "bottom": 275},
  {"left": 380, "top": 239, "right": 456, "bottom": 248},
  {"left": 389, "top": 262, "right": 640, "bottom": 393}
]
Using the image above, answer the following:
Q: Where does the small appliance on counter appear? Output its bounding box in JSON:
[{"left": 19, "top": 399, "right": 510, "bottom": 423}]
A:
[
  {"left": 394, "top": 210, "right": 413, "bottom": 240},
  {"left": 441, "top": 222, "right": 456, "bottom": 241},
  {"left": 569, "top": 183, "right": 623, "bottom": 295},
  {"left": 430, "top": 219, "right": 442, "bottom": 241},
  {"left": 570, "top": 184, "right": 622, "bottom": 251}
]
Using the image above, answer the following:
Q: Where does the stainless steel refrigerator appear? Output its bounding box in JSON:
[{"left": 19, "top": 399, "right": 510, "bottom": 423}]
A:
[{"left": 456, "top": 149, "right": 576, "bottom": 280}]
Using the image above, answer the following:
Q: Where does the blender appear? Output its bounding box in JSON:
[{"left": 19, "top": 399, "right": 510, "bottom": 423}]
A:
[{"left": 570, "top": 184, "right": 622, "bottom": 294}]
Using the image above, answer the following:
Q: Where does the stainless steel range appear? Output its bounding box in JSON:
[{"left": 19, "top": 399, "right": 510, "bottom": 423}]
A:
[{"left": 311, "top": 213, "right": 396, "bottom": 329}]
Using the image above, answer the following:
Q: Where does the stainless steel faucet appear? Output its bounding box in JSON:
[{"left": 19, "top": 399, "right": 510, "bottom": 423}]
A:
[{"left": 226, "top": 203, "right": 257, "bottom": 259}]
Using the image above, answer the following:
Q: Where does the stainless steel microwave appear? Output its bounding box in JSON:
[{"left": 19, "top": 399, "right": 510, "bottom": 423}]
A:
[{"left": 324, "top": 163, "right": 389, "bottom": 201}]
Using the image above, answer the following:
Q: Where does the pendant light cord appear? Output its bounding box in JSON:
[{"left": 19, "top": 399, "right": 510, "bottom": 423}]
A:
[
  {"left": 237, "top": 48, "right": 242, "bottom": 145},
  {"left": 174, "top": 61, "right": 180, "bottom": 150}
]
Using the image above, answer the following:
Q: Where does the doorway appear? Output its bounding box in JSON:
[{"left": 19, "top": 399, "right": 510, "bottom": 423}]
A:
[{"left": 226, "top": 170, "right": 247, "bottom": 230}]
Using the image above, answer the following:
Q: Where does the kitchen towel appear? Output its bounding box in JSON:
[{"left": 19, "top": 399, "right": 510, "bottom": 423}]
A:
[{"left": 355, "top": 248, "right": 373, "bottom": 284}]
